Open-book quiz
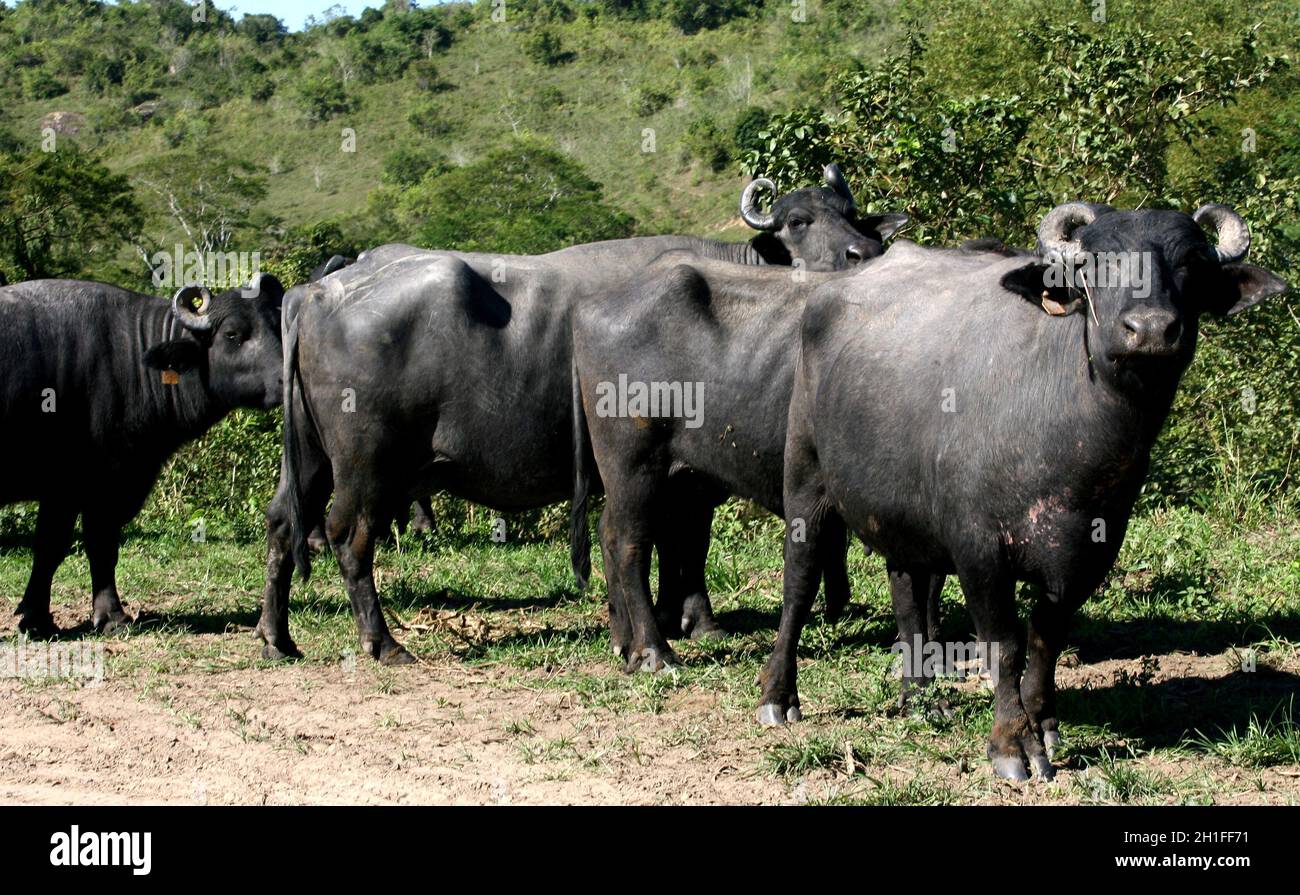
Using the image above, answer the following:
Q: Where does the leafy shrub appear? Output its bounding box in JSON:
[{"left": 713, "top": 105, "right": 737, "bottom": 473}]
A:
[
  {"left": 684, "top": 115, "right": 732, "bottom": 172},
  {"left": 293, "top": 71, "right": 358, "bottom": 123},
  {"left": 397, "top": 138, "right": 635, "bottom": 254},
  {"left": 407, "top": 99, "right": 452, "bottom": 138},
  {"left": 524, "top": 27, "right": 573, "bottom": 66},
  {"left": 667, "top": 0, "right": 753, "bottom": 35},
  {"left": 633, "top": 85, "right": 673, "bottom": 116},
  {"left": 23, "top": 69, "right": 68, "bottom": 99},
  {"left": 731, "top": 105, "right": 769, "bottom": 157},
  {"left": 382, "top": 145, "right": 451, "bottom": 188}
]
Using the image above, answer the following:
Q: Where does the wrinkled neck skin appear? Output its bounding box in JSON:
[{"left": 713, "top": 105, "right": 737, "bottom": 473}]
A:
[
  {"left": 1047, "top": 304, "right": 1195, "bottom": 495},
  {"left": 704, "top": 237, "right": 772, "bottom": 266},
  {"left": 128, "top": 305, "right": 227, "bottom": 449}
]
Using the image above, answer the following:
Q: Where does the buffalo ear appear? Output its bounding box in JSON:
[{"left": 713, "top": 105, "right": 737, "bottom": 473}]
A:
[
  {"left": 250, "top": 273, "right": 286, "bottom": 308},
  {"left": 750, "top": 232, "right": 792, "bottom": 266},
  {"left": 858, "top": 213, "right": 909, "bottom": 243},
  {"left": 1000, "top": 263, "right": 1085, "bottom": 316},
  {"left": 145, "top": 340, "right": 203, "bottom": 373},
  {"left": 1207, "top": 263, "right": 1290, "bottom": 316}
]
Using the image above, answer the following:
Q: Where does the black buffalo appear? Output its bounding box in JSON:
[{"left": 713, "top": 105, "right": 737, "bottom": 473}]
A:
[
  {"left": 572, "top": 261, "right": 859, "bottom": 670},
  {"left": 257, "top": 168, "right": 907, "bottom": 664},
  {"left": 2, "top": 275, "right": 284, "bottom": 634},
  {"left": 758, "top": 202, "right": 1289, "bottom": 781}
]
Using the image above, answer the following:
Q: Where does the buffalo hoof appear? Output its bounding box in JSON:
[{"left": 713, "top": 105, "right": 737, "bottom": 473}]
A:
[
  {"left": 991, "top": 755, "right": 1031, "bottom": 782},
  {"left": 360, "top": 634, "right": 417, "bottom": 666},
  {"left": 1030, "top": 754, "right": 1056, "bottom": 781},
  {"left": 625, "top": 646, "right": 677, "bottom": 674},
  {"left": 1042, "top": 729, "right": 1061, "bottom": 759},
  {"left": 756, "top": 702, "right": 801, "bottom": 727},
  {"left": 680, "top": 595, "right": 728, "bottom": 641},
  {"left": 378, "top": 644, "right": 417, "bottom": 666},
  {"left": 93, "top": 610, "right": 132, "bottom": 635},
  {"left": 16, "top": 610, "right": 59, "bottom": 639},
  {"left": 261, "top": 639, "right": 303, "bottom": 662},
  {"left": 687, "top": 619, "right": 729, "bottom": 641}
]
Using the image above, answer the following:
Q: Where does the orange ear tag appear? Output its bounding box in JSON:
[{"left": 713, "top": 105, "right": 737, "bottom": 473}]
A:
[{"left": 161, "top": 370, "right": 180, "bottom": 385}]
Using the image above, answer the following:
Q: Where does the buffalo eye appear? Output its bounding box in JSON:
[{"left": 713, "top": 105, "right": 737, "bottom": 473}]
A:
[{"left": 788, "top": 217, "right": 809, "bottom": 231}]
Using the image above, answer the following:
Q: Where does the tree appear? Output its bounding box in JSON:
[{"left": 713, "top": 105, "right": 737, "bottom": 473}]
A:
[
  {"left": 293, "top": 69, "right": 359, "bottom": 122},
  {"left": 0, "top": 145, "right": 142, "bottom": 280},
  {"left": 396, "top": 139, "right": 634, "bottom": 254},
  {"left": 132, "top": 149, "right": 268, "bottom": 273}
]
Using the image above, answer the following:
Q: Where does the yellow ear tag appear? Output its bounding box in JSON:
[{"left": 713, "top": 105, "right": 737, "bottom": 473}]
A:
[
  {"left": 161, "top": 370, "right": 180, "bottom": 385},
  {"left": 1041, "top": 291, "right": 1068, "bottom": 316}
]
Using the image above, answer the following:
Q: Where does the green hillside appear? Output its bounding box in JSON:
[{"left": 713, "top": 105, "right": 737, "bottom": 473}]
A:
[{"left": 0, "top": 0, "right": 909, "bottom": 283}]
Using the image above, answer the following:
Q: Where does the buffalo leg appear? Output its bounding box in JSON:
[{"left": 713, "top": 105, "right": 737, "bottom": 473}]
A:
[
  {"left": 14, "top": 500, "right": 78, "bottom": 637},
  {"left": 1020, "top": 588, "right": 1085, "bottom": 759},
  {"left": 756, "top": 496, "right": 845, "bottom": 726},
  {"left": 598, "top": 509, "right": 632, "bottom": 661},
  {"left": 82, "top": 509, "right": 131, "bottom": 633},
  {"left": 654, "top": 498, "right": 725, "bottom": 640},
  {"left": 601, "top": 481, "right": 677, "bottom": 673},
  {"left": 820, "top": 522, "right": 851, "bottom": 623},
  {"left": 328, "top": 491, "right": 413, "bottom": 666},
  {"left": 889, "top": 563, "right": 944, "bottom": 704},
  {"left": 959, "top": 562, "right": 1052, "bottom": 782},
  {"left": 257, "top": 449, "right": 331, "bottom": 660}
]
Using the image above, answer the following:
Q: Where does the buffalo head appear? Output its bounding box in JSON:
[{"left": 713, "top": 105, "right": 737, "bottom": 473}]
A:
[
  {"left": 1003, "top": 202, "right": 1288, "bottom": 381},
  {"left": 740, "top": 163, "right": 908, "bottom": 271},
  {"left": 144, "top": 273, "right": 286, "bottom": 409}
]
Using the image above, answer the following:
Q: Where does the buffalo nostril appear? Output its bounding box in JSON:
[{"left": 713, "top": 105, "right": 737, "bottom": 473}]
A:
[
  {"left": 1122, "top": 314, "right": 1144, "bottom": 341},
  {"left": 1121, "top": 311, "right": 1181, "bottom": 351}
]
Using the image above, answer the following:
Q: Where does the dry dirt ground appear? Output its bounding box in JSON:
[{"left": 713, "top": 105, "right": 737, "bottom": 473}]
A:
[{"left": 2, "top": 615, "right": 1298, "bottom": 805}]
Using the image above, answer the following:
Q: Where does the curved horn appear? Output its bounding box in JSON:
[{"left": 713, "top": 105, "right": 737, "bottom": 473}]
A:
[
  {"left": 823, "top": 163, "right": 856, "bottom": 208},
  {"left": 1193, "top": 203, "right": 1250, "bottom": 264},
  {"left": 1036, "top": 202, "right": 1100, "bottom": 262},
  {"left": 171, "top": 285, "right": 214, "bottom": 333},
  {"left": 740, "top": 177, "right": 778, "bottom": 231}
]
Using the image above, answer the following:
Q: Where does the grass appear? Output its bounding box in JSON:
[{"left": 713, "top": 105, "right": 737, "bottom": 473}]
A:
[{"left": 2, "top": 491, "right": 1299, "bottom": 804}]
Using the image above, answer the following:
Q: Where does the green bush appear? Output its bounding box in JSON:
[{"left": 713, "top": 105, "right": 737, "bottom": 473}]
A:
[
  {"left": 666, "top": 0, "right": 753, "bottom": 35},
  {"left": 524, "top": 27, "right": 573, "bottom": 66},
  {"left": 684, "top": 115, "right": 732, "bottom": 172},
  {"left": 382, "top": 145, "right": 451, "bottom": 188},
  {"left": 397, "top": 138, "right": 635, "bottom": 254},
  {"left": 293, "top": 71, "right": 359, "bottom": 123},
  {"left": 407, "top": 99, "right": 453, "bottom": 138},
  {"left": 24, "top": 69, "right": 68, "bottom": 99}
]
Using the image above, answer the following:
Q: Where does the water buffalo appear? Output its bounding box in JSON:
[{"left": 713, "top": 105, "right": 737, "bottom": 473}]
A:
[
  {"left": 2, "top": 275, "right": 285, "bottom": 635},
  {"left": 572, "top": 260, "right": 858, "bottom": 670},
  {"left": 757, "top": 202, "right": 1289, "bottom": 781},
  {"left": 256, "top": 168, "right": 907, "bottom": 664}
]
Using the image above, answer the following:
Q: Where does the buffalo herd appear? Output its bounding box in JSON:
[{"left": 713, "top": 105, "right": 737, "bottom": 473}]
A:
[{"left": 0, "top": 164, "right": 1289, "bottom": 781}]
